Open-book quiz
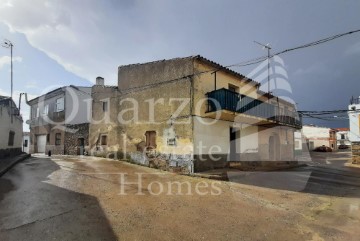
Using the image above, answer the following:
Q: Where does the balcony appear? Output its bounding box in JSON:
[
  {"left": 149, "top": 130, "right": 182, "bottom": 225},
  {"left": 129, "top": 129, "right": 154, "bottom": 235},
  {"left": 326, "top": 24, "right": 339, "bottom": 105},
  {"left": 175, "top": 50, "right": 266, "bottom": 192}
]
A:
[
  {"left": 206, "top": 88, "right": 302, "bottom": 128},
  {"left": 28, "top": 111, "right": 65, "bottom": 127}
]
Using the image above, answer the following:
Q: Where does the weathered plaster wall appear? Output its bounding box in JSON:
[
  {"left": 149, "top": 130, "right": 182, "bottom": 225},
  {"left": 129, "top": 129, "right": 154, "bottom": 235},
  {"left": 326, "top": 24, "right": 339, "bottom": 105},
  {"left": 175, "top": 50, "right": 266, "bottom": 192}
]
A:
[
  {"left": 29, "top": 124, "right": 65, "bottom": 155},
  {"left": 65, "top": 86, "right": 92, "bottom": 125},
  {"left": 117, "top": 77, "right": 194, "bottom": 172},
  {"left": 0, "top": 101, "right": 23, "bottom": 158},
  {"left": 89, "top": 85, "right": 121, "bottom": 155},
  {"left": 118, "top": 57, "right": 194, "bottom": 91},
  {"left": 302, "top": 125, "right": 334, "bottom": 150}
]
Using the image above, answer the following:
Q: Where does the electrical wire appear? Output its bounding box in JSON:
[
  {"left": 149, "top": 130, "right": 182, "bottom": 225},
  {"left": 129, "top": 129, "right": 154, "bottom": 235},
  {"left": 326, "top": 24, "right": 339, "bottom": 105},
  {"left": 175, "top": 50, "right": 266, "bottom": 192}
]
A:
[{"left": 227, "top": 29, "right": 360, "bottom": 68}]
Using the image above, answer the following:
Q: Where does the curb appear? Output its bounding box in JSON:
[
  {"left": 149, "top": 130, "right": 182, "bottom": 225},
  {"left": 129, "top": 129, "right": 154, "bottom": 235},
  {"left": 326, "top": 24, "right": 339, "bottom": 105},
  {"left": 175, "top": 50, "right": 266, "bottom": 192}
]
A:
[
  {"left": 190, "top": 163, "right": 309, "bottom": 181},
  {"left": 0, "top": 154, "right": 31, "bottom": 177}
]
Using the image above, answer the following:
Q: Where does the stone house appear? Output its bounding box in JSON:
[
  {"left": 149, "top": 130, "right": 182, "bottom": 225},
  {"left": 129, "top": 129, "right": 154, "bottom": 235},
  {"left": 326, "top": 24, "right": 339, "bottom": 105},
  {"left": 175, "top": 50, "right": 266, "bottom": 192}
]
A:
[
  {"left": 302, "top": 125, "right": 338, "bottom": 151},
  {"left": 0, "top": 96, "right": 23, "bottom": 158},
  {"left": 27, "top": 86, "right": 91, "bottom": 155},
  {"left": 89, "top": 56, "right": 302, "bottom": 173}
]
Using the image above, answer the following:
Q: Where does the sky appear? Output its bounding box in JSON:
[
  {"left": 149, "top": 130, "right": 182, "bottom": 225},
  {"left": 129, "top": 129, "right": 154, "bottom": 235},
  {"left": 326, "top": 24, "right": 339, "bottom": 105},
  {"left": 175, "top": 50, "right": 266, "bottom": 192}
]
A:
[{"left": 0, "top": 0, "right": 359, "bottom": 131}]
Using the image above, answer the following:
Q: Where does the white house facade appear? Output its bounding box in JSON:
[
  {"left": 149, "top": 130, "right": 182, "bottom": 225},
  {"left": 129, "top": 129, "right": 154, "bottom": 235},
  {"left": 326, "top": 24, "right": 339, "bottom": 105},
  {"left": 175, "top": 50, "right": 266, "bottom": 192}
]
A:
[{"left": 0, "top": 96, "right": 23, "bottom": 158}]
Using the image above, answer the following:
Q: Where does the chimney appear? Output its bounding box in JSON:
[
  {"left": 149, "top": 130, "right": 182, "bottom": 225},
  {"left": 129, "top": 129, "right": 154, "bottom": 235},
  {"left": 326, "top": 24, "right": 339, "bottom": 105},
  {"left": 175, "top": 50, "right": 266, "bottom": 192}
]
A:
[{"left": 96, "top": 76, "right": 104, "bottom": 86}]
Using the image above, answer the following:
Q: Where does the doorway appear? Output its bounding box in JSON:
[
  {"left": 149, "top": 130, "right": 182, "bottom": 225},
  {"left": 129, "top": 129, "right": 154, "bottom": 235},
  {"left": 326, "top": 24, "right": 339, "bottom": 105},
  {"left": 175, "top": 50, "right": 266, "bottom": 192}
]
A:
[
  {"left": 269, "top": 134, "right": 280, "bottom": 161},
  {"left": 229, "top": 127, "right": 239, "bottom": 161},
  {"left": 78, "top": 138, "right": 85, "bottom": 155},
  {"left": 36, "top": 135, "right": 46, "bottom": 153}
]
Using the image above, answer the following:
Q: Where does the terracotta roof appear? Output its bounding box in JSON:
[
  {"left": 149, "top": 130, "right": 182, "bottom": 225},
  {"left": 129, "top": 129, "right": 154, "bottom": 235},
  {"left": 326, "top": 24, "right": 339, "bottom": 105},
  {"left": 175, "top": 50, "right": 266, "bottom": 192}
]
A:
[
  {"left": 335, "top": 127, "right": 349, "bottom": 131},
  {"left": 117, "top": 55, "right": 296, "bottom": 107}
]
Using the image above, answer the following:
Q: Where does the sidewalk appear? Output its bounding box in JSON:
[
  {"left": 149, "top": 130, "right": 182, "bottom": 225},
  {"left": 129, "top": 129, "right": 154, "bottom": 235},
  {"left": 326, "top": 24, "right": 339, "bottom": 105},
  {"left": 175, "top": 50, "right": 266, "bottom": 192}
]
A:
[{"left": 0, "top": 153, "right": 31, "bottom": 177}]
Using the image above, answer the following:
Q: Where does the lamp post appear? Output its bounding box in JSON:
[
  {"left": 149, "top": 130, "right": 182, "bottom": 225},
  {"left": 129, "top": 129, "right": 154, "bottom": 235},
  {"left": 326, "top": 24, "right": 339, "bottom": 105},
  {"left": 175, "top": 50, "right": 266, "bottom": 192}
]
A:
[
  {"left": 2, "top": 39, "right": 13, "bottom": 101},
  {"left": 2, "top": 39, "right": 14, "bottom": 120}
]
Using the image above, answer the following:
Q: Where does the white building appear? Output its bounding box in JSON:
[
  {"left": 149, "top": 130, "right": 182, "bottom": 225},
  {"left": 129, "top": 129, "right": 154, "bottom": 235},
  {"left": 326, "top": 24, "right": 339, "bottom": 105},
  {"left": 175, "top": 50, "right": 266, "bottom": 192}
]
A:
[
  {"left": 302, "top": 125, "right": 337, "bottom": 151},
  {"left": 22, "top": 132, "right": 30, "bottom": 153},
  {"left": 348, "top": 97, "right": 360, "bottom": 142},
  {"left": 27, "top": 86, "right": 92, "bottom": 155},
  {"left": 0, "top": 96, "right": 23, "bottom": 158},
  {"left": 294, "top": 131, "right": 302, "bottom": 155},
  {"left": 348, "top": 96, "right": 360, "bottom": 163},
  {"left": 335, "top": 128, "right": 351, "bottom": 148}
]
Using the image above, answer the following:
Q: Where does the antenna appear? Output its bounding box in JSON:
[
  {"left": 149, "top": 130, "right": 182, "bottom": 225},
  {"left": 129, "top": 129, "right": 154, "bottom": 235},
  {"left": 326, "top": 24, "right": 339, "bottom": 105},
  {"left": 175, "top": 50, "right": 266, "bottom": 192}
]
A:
[{"left": 254, "top": 41, "right": 271, "bottom": 101}]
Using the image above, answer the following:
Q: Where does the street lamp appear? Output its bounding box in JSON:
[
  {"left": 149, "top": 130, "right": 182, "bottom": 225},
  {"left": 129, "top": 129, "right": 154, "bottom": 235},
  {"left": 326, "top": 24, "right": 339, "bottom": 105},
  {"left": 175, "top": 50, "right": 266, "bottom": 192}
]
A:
[{"left": 2, "top": 39, "right": 13, "bottom": 101}]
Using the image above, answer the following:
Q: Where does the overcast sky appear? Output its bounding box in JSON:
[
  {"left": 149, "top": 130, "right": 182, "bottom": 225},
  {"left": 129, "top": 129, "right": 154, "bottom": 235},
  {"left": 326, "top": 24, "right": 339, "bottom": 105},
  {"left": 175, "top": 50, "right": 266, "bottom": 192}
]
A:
[{"left": 0, "top": 0, "right": 359, "bottom": 130}]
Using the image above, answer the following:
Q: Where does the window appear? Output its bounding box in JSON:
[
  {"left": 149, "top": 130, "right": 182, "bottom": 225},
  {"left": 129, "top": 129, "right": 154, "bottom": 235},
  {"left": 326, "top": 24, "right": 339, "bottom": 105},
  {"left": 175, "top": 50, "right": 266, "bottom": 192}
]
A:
[
  {"left": 42, "top": 104, "right": 49, "bottom": 115},
  {"left": 55, "top": 97, "right": 64, "bottom": 112},
  {"left": 341, "top": 134, "right": 345, "bottom": 140},
  {"left": 55, "top": 133, "right": 61, "bottom": 145},
  {"left": 24, "top": 139, "right": 28, "bottom": 147},
  {"left": 145, "top": 131, "right": 157, "bottom": 149},
  {"left": 36, "top": 107, "right": 39, "bottom": 117},
  {"left": 31, "top": 107, "right": 37, "bottom": 119},
  {"left": 167, "top": 138, "right": 176, "bottom": 146},
  {"left": 46, "top": 134, "right": 50, "bottom": 143},
  {"left": 8, "top": 131, "right": 15, "bottom": 146},
  {"left": 102, "top": 101, "right": 108, "bottom": 112},
  {"left": 101, "top": 135, "right": 107, "bottom": 145}
]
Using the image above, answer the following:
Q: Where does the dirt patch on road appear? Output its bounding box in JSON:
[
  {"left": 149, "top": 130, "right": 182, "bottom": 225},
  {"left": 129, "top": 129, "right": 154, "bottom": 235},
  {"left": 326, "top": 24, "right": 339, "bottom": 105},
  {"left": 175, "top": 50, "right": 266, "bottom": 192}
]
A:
[{"left": 46, "top": 156, "right": 360, "bottom": 240}]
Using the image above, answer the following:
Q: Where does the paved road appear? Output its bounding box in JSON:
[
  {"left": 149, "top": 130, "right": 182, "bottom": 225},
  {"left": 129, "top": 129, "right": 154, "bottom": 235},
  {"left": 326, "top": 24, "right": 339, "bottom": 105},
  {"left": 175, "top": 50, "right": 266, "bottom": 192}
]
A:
[
  {"left": 1, "top": 154, "right": 360, "bottom": 240},
  {"left": 228, "top": 151, "right": 360, "bottom": 197},
  {"left": 0, "top": 156, "right": 117, "bottom": 241}
]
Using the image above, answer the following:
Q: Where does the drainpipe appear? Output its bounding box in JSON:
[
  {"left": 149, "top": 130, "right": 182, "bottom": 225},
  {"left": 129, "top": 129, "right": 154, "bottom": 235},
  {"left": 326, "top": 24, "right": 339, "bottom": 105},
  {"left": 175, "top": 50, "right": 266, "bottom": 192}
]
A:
[{"left": 211, "top": 71, "right": 217, "bottom": 91}]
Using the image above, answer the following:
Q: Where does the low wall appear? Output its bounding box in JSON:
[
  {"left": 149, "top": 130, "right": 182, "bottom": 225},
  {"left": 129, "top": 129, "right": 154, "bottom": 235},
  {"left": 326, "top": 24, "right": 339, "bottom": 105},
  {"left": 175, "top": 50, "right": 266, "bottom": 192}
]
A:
[
  {"left": 0, "top": 148, "right": 22, "bottom": 159},
  {"left": 193, "top": 154, "right": 229, "bottom": 172},
  {"left": 229, "top": 160, "right": 299, "bottom": 171}
]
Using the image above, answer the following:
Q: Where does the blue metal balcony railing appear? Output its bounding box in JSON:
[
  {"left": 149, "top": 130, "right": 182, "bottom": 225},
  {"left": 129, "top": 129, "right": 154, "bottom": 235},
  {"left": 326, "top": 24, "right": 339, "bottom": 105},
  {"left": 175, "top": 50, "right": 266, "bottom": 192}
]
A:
[{"left": 206, "top": 88, "right": 302, "bottom": 128}]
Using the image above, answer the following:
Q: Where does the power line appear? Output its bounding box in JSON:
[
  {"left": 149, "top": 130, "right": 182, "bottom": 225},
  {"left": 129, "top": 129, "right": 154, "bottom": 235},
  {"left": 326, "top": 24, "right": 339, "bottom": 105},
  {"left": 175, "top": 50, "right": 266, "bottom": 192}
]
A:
[
  {"left": 227, "top": 29, "right": 360, "bottom": 68},
  {"left": 89, "top": 29, "right": 360, "bottom": 96}
]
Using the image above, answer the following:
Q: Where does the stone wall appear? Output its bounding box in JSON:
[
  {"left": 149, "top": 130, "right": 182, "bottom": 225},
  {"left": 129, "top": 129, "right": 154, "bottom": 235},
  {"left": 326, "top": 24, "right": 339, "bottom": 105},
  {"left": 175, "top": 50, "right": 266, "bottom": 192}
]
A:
[
  {"left": 0, "top": 147, "right": 22, "bottom": 159},
  {"left": 64, "top": 123, "right": 89, "bottom": 155},
  {"left": 351, "top": 142, "right": 360, "bottom": 164}
]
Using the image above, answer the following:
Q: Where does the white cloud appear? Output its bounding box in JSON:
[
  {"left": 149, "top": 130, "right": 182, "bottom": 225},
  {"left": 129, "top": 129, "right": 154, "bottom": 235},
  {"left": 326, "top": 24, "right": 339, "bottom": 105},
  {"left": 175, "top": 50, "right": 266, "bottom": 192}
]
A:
[
  {"left": 0, "top": 0, "right": 170, "bottom": 84},
  {"left": 0, "top": 55, "right": 22, "bottom": 69}
]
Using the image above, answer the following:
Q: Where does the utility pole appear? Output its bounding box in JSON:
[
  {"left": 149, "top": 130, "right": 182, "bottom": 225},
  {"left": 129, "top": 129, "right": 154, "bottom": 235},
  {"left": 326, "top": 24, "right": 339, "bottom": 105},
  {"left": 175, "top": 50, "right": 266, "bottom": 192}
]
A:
[{"left": 254, "top": 41, "right": 271, "bottom": 102}]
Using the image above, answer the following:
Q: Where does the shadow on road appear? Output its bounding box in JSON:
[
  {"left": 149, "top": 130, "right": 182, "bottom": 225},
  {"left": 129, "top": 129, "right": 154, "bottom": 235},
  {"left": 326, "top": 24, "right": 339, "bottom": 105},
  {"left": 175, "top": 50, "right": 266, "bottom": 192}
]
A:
[{"left": 0, "top": 157, "right": 117, "bottom": 241}]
